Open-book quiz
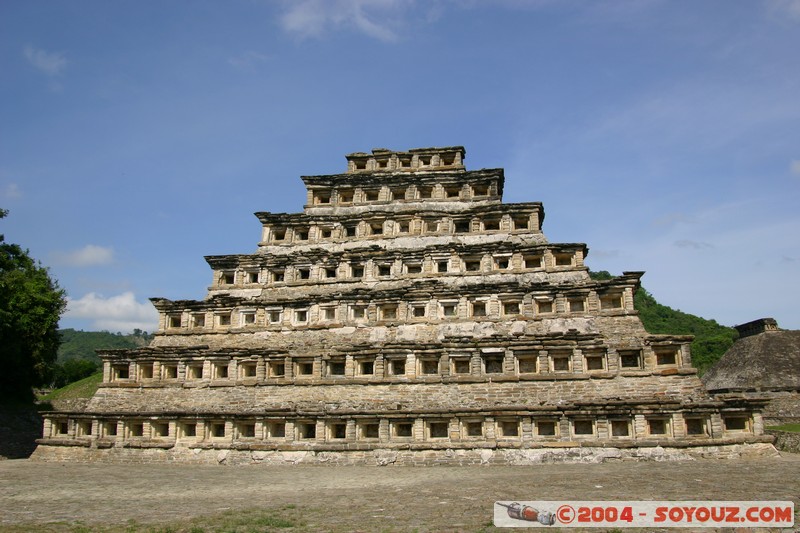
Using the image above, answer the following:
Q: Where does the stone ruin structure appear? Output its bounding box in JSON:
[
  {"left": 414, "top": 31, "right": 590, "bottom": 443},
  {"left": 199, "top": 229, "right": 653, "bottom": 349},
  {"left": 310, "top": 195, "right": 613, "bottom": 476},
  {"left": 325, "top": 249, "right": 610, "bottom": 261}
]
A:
[
  {"left": 35, "top": 147, "right": 775, "bottom": 464},
  {"left": 704, "top": 318, "right": 800, "bottom": 426}
]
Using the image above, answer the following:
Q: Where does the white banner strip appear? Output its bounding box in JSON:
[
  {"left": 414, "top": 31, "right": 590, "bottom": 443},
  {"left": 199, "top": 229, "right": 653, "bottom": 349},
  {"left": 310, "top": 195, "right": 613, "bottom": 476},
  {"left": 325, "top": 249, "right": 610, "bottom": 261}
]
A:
[{"left": 494, "top": 501, "right": 795, "bottom": 528}]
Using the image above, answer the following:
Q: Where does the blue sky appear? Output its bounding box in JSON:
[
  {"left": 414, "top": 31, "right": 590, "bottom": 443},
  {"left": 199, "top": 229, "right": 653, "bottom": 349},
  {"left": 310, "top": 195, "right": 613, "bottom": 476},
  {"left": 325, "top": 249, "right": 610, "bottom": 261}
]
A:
[{"left": 2, "top": 0, "right": 799, "bottom": 333}]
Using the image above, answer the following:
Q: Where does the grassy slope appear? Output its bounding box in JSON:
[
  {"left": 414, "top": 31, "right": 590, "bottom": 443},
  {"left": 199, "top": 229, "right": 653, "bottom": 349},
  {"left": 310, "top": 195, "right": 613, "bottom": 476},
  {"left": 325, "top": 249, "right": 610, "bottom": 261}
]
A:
[
  {"left": 765, "top": 423, "right": 800, "bottom": 432},
  {"left": 40, "top": 372, "right": 103, "bottom": 402}
]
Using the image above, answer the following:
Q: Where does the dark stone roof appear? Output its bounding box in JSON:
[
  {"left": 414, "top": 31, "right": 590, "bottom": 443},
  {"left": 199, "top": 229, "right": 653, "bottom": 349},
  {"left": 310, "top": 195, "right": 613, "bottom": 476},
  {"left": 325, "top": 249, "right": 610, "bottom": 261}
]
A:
[{"left": 702, "top": 323, "right": 800, "bottom": 392}]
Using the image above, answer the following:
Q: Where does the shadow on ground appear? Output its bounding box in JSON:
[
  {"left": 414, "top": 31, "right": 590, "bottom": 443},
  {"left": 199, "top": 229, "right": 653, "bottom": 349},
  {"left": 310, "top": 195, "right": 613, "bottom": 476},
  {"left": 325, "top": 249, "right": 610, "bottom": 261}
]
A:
[{"left": 0, "top": 404, "right": 42, "bottom": 459}]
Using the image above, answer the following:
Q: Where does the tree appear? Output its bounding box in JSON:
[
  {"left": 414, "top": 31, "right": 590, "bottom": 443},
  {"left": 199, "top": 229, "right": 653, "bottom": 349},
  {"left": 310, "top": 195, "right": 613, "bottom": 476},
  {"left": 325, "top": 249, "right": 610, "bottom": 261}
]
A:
[
  {"left": 51, "top": 358, "right": 99, "bottom": 389},
  {"left": 0, "top": 209, "right": 67, "bottom": 401}
]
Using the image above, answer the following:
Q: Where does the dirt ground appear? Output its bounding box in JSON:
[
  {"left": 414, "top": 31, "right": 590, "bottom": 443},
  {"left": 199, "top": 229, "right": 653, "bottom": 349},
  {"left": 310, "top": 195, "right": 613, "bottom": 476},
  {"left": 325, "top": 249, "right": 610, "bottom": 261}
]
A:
[{"left": 1, "top": 455, "right": 799, "bottom": 532}]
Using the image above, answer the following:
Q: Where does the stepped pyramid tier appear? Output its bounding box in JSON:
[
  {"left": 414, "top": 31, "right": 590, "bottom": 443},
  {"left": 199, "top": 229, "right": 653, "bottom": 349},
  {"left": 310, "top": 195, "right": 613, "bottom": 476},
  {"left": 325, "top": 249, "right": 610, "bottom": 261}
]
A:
[{"left": 35, "top": 147, "right": 774, "bottom": 465}]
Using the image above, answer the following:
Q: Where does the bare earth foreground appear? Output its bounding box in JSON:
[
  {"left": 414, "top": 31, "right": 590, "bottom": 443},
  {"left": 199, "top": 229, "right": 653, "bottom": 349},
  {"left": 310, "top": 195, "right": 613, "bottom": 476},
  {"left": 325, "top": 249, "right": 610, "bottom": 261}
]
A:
[{"left": 1, "top": 456, "right": 799, "bottom": 532}]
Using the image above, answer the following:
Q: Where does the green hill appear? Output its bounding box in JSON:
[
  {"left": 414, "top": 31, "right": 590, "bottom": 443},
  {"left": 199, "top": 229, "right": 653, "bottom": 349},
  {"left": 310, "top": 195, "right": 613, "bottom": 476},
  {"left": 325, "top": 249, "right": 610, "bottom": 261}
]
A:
[
  {"left": 634, "top": 287, "right": 737, "bottom": 374},
  {"left": 591, "top": 271, "right": 737, "bottom": 375},
  {"left": 50, "top": 329, "right": 154, "bottom": 388},
  {"left": 58, "top": 328, "right": 153, "bottom": 364}
]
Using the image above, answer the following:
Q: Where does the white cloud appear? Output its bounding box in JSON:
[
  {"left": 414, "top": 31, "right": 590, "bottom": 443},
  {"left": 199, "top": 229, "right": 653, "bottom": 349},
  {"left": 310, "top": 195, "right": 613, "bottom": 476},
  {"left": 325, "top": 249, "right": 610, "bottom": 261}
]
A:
[
  {"left": 791, "top": 160, "right": 800, "bottom": 175},
  {"left": 66, "top": 292, "right": 158, "bottom": 333},
  {"left": 589, "top": 249, "right": 620, "bottom": 259},
  {"left": 629, "top": 203, "right": 800, "bottom": 328},
  {"left": 766, "top": 0, "right": 800, "bottom": 20},
  {"left": 575, "top": 75, "right": 800, "bottom": 160},
  {"left": 281, "top": 0, "right": 327, "bottom": 37},
  {"left": 277, "top": 0, "right": 666, "bottom": 42},
  {"left": 228, "top": 50, "right": 269, "bottom": 69},
  {"left": 280, "top": 0, "right": 412, "bottom": 42},
  {"left": 52, "top": 245, "right": 114, "bottom": 267},
  {"left": 1, "top": 183, "right": 22, "bottom": 199},
  {"left": 23, "top": 45, "right": 67, "bottom": 76},
  {"left": 674, "top": 240, "right": 714, "bottom": 250},
  {"left": 652, "top": 212, "right": 694, "bottom": 227}
]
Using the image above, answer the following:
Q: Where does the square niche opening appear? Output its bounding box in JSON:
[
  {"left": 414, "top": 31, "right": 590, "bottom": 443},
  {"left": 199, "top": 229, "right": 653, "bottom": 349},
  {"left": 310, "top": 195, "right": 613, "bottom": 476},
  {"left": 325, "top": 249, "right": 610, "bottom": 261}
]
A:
[{"left": 428, "top": 421, "right": 449, "bottom": 439}]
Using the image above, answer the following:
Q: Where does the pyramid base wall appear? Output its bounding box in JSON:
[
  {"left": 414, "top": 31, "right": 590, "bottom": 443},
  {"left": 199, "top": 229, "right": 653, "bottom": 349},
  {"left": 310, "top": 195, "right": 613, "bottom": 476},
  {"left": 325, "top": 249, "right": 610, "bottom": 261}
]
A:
[
  {"left": 765, "top": 430, "right": 800, "bottom": 454},
  {"left": 30, "top": 441, "right": 779, "bottom": 466}
]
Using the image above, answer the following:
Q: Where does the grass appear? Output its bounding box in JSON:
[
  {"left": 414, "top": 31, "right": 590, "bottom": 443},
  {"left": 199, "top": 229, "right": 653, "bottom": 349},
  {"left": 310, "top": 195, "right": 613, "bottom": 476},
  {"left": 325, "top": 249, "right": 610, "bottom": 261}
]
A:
[
  {"left": 766, "top": 423, "right": 800, "bottom": 433},
  {"left": 172, "top": 508, "right": 299, "bottom": 532},
  {"left": 38, "top": 372, "right": 103, "bottom": 404},
  {"left": 0, "top": 502, "right": 503, "bottom": 533},
  {"left": 0, "top": 506, "right": 305, "bottom": 533}
]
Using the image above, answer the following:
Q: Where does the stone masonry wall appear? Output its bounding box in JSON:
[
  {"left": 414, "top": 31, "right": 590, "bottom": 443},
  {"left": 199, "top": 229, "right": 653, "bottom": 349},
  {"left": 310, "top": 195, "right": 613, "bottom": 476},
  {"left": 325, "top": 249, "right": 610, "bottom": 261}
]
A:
[
  {"left": 84, "top": 374, "right": 713, "bottom": 415},
  {"left": 32, "top": 442, "right": 779, "bottom": 466}
]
